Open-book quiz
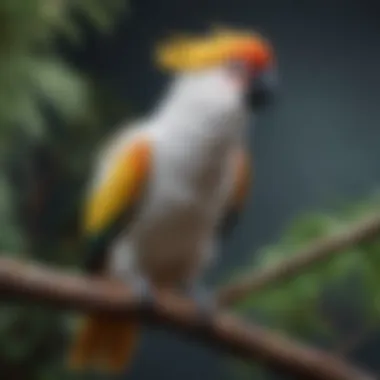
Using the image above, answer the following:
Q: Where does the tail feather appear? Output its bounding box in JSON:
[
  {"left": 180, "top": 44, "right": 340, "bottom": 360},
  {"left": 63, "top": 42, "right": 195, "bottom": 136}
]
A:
[
  {"left": 103, "top": 318, "right": 140, "bottom": 372},
  {"left": 68, "top": 314, "right": 140, "bottom": 373}
]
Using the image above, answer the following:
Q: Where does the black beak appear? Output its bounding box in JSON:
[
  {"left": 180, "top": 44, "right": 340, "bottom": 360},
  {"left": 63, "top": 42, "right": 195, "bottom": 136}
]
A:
[{"left": 247, "top": 68, "right": 278, "bottom": 110}]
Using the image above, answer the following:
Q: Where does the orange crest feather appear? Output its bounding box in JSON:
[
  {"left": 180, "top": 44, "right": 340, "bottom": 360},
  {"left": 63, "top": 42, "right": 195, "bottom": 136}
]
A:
[{"left": 155, "top": 26, "right": 274, "bottom": 73}]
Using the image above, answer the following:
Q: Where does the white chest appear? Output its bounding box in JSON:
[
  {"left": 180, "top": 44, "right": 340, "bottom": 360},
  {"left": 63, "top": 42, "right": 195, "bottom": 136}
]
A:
[
  {"left": 148, "top": 127, "right": 235, "bottom": 225},
  {"left": 113, "top": 129, "right": 234, "bottom": 285},
  {"left": 106, "top": 77, "right": 250, "bottom": 283}
]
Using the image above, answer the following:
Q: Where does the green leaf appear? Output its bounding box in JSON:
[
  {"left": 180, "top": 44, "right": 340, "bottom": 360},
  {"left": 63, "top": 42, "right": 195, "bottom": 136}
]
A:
[
  {"left": 30, "top": 57, "right": 89, "bottom": 121},
  {"left": 234, "top": 194, "right": 380, "bottom": 351}
]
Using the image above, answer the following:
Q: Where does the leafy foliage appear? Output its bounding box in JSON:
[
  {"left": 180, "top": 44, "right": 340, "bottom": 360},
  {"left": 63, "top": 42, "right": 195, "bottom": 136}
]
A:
[
  {"left": 0, "top": 1, "right": 128, "bottom": 379},
  {"left": 233, "top": 194, "right": 380, "bottom": 378},
  {"left": 0, "top": 0, "right": 126, "bottom": 143},
  {"left": 0, "top": 172, "right": 25, "bottom": 254}
]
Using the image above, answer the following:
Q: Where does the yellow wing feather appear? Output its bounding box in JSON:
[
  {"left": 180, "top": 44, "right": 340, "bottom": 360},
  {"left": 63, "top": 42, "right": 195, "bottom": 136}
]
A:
[{"left": 84, "top": 136, "right": 152, "bottom": 235}]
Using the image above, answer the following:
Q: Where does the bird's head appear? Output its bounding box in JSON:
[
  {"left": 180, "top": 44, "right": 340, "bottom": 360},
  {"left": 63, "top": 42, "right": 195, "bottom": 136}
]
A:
[{"left": 155, "top": 26, "right": 277, "bottom": 111}]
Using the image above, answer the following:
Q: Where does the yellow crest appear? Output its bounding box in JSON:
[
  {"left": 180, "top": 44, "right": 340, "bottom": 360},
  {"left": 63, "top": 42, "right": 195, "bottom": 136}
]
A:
[{"left": 155, "top": 27, "right": 274, "bottom": 72}]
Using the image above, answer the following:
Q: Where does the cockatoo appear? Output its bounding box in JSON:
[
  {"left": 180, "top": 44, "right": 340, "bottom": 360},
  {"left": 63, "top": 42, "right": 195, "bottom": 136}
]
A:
[{"left": 67, "top": 27, "right": 276, "bottom": 374}]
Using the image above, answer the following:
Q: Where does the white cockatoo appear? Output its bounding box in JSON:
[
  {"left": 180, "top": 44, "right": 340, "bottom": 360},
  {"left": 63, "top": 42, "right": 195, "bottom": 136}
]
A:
[{"left": 68, "top": 26, "right": 276, "bottom": 374}]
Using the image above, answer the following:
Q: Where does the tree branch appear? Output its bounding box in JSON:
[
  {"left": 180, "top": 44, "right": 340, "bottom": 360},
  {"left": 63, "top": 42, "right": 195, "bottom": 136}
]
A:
[
  {"left": 0, "top": 257, "right": 375, "bottom": 380},
  {"left": 217, "top": 215, "right": 380, "bottom": 307}
]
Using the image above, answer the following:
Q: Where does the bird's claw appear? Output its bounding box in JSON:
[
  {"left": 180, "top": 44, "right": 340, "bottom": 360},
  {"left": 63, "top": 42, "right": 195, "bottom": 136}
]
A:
[
  {"left": 185, "top": 283, "right": 216, "bottom": 325},
  {"left": 130, "top": 275, "right": 155, "bottom": 311}
]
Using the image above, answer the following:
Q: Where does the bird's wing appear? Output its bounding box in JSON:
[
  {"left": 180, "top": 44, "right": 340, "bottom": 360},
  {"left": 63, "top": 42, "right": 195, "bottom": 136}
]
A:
[
  {"left": 219, "top": 147, "right": 252, "bottom": 239},
  {"left": 82, "top": 134, "right": 152, "bottom": 273}
]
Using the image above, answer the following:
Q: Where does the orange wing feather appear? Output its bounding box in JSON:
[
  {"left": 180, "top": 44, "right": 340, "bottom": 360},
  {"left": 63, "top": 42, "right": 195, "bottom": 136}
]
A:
[{"left": 230, "top": 148, "right": 252, "bottom": 210}]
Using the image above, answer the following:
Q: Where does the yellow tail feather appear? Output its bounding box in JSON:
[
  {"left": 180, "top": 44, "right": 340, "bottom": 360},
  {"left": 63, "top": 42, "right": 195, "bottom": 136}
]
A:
[{"left": 67, "top": 314, "right": 140, "bottom": 373}]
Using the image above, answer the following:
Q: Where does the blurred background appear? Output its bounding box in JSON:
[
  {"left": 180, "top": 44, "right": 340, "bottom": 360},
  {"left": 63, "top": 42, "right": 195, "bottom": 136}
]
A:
[{"left": 0, "top": 0, "right": 380, "bottom": 379}]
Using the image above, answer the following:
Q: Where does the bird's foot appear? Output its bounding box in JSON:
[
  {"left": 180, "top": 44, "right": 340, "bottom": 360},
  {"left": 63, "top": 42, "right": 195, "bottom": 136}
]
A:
[
  {"left": 184, "top": 282, "right": 216, "bottom": 326},
  {"left": 130, "top": 274, "right": 155, "bottom": 311}
]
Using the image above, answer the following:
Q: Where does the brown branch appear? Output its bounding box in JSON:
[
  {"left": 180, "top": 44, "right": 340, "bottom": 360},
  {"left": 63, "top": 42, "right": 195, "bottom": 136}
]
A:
[
  {"left": 0, "top": 257, "right": 375, "bottom": 380},
  {"left": 217, "top": 214, "right": 380, "bottom": 307}
]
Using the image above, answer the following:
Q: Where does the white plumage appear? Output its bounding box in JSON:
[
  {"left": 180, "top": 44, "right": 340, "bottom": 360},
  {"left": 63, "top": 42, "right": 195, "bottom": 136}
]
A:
[
  {"left": 90, "top": 66, "right": 250, "bottom": 289},
  {"left": 67, "top": 28, "right": 275, "bottom": 374}
]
